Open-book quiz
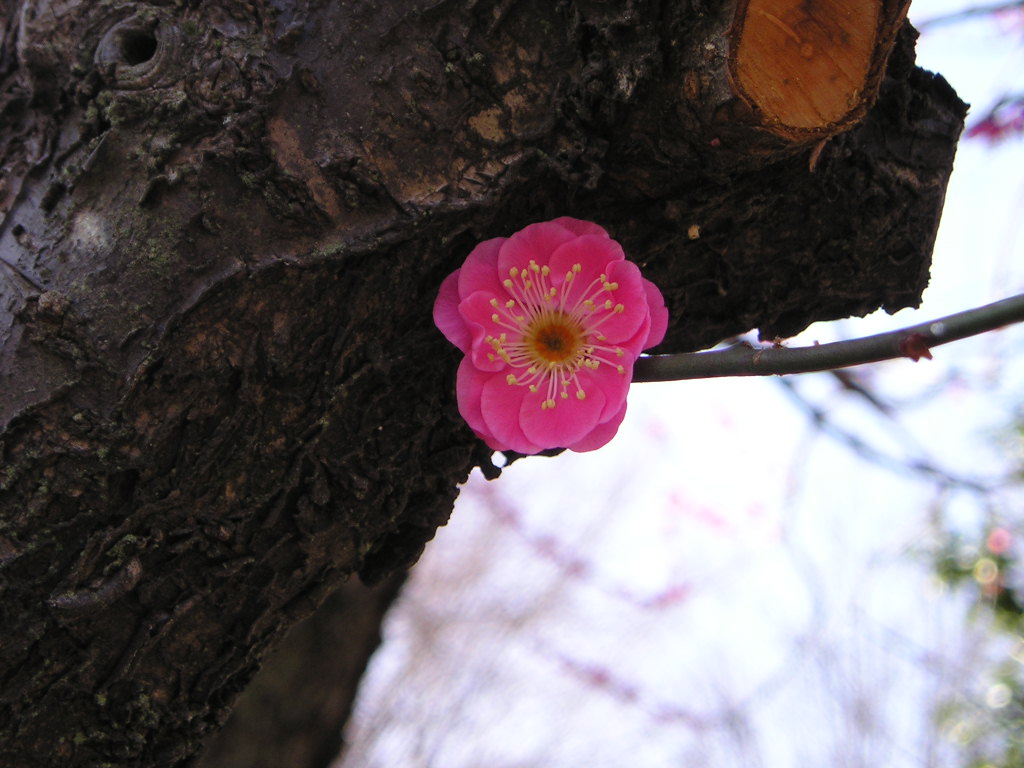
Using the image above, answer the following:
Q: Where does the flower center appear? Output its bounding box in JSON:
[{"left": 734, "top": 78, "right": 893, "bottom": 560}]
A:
[
  {"left": 482, "top": 259, "right": 629, "bottom": 411},
  {"left": 527, "top": 318, "right": 583, "bottom": 363}
]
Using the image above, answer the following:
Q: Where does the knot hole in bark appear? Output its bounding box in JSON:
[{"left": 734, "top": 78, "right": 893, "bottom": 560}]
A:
[
  {"left": 94, "top": 12, "right": 182, "bottom": 89},
  {"left": 118, "top": 29, "right": 158, "bottom": 66}
]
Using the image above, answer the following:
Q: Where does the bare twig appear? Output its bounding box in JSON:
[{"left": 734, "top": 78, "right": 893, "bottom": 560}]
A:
[
  {"left": 775, "top": 378, "right": 994, "bottom": 493},
  {"left": 915, "top": 0, "right": 1024, "bottom": 31},
  {"left": 633, "top": 293, "right": 1024, "bottom": 383}
]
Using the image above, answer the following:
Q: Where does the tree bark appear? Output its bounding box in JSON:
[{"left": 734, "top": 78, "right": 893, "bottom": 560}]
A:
[
  {"left": 0, "top": 1, "right": 964, "bottom": 766},
  {"left": 194, "top": 573, "right": 405, "bottom": 768}
]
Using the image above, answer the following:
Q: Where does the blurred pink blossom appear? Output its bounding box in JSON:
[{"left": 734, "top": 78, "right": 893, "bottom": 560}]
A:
[
  {"left": 434, "top": 217, "right": 667, "bottom": 453},
  {"left": 966, "top": 95, "right": 1024, "bottom": 144},
  {"left": 986, "top": 526, "right": 1012, "bottom": 555}
]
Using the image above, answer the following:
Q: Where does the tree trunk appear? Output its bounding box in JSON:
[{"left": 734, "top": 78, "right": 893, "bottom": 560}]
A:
[
  {"left": 195, "top": 573, "right": 405, "bottom": 768},
  {"left": 0, "top": 1, "right": 964, "bottom": 766}
]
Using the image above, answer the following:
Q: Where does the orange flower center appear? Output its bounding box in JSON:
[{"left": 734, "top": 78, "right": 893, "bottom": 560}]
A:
[
  {"left": 526, "top": 318, "right": 583, "bottom": 363},
  {"left": 483, "top": 259, "right": 629, "bottom": 411}
]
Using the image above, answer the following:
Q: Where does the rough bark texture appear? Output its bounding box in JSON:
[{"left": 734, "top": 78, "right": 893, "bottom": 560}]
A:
[{"left": 0, "top": 1, "right": 964, "bottom": 766}]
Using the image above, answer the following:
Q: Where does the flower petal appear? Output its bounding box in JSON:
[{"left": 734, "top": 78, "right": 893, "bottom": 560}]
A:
[
  {"left": 433, "top": 270, "right": 471, "bottom": 352},
  {"left": 552, "top": 253, "right": 647, "bottom": 344},
  {"left": 599, "top": 258, "right": 650, "bottom": 340},
  {"left": 546, "top": 238, "right": 636, "bottom": 342},
  {"left": 548, "top": 235, "right": 625, "bottom": 289},
  {"left": 583, "top": 363, "right": 632, "bottom": 422},
  {"left": 456, "top": 358, "right": 502, "bottom": 447},
  {"left": 548, "top": 216, "right": 610, "bottom": 238},
  {"left": 481, "top": 375, "right": 543, "bottom": 454},
  {"left": 458, "top": 237, "right": 507, "bottom": 299},
  {"left": 497, "top": 221, "right": 576, "bottom": 278},
  {"left": 567, "top": 401, "right": 628, "bottom": 452},
  {"left": 642, "top": 278, "right": 668, "bottom": 349},
  {"left": 619, "top": 312, "right": 651, "bottom": 358},
  {"left": 458, "top": 291, "right": 517, "bottom": 372},
  {"left": 519, "top": 377, "right": 607, "bottom": 448}
]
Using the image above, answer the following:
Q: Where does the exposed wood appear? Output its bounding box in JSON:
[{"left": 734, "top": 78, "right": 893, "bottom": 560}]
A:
[{"left": 729, "top": 0, "right": 911, "bottom": 140}]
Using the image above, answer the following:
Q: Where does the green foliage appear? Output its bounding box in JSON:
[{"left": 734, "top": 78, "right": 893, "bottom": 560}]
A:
[{"left": 933, "top": 420, "right": 1024, "bottom": 768}]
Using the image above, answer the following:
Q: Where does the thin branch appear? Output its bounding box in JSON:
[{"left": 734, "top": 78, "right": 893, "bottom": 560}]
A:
[
  {"left": 915, "top": 0, "right": 1024, "bottom": 31},
  {"left": 775, "top": 378, "right": 994, "bottom": 493},
  {"left": 633, "top": 293, "right": 1024, "bottom": 383}
]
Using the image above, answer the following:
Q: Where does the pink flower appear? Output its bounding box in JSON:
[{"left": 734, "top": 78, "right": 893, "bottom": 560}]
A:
[
  {"left": 987, "top": 527, "right": 1012, "bottom": 555},
  {"left": 966, "top": 96, "right": 1024, "bottom": 144},
  {"left": 433, "top": 217, "right": 668, "bottom": 454}
]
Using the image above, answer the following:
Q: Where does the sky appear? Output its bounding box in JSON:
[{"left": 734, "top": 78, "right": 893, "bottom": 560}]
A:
[{"left": 338, "top": 4, "right": 1024, "bottom": 767}]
